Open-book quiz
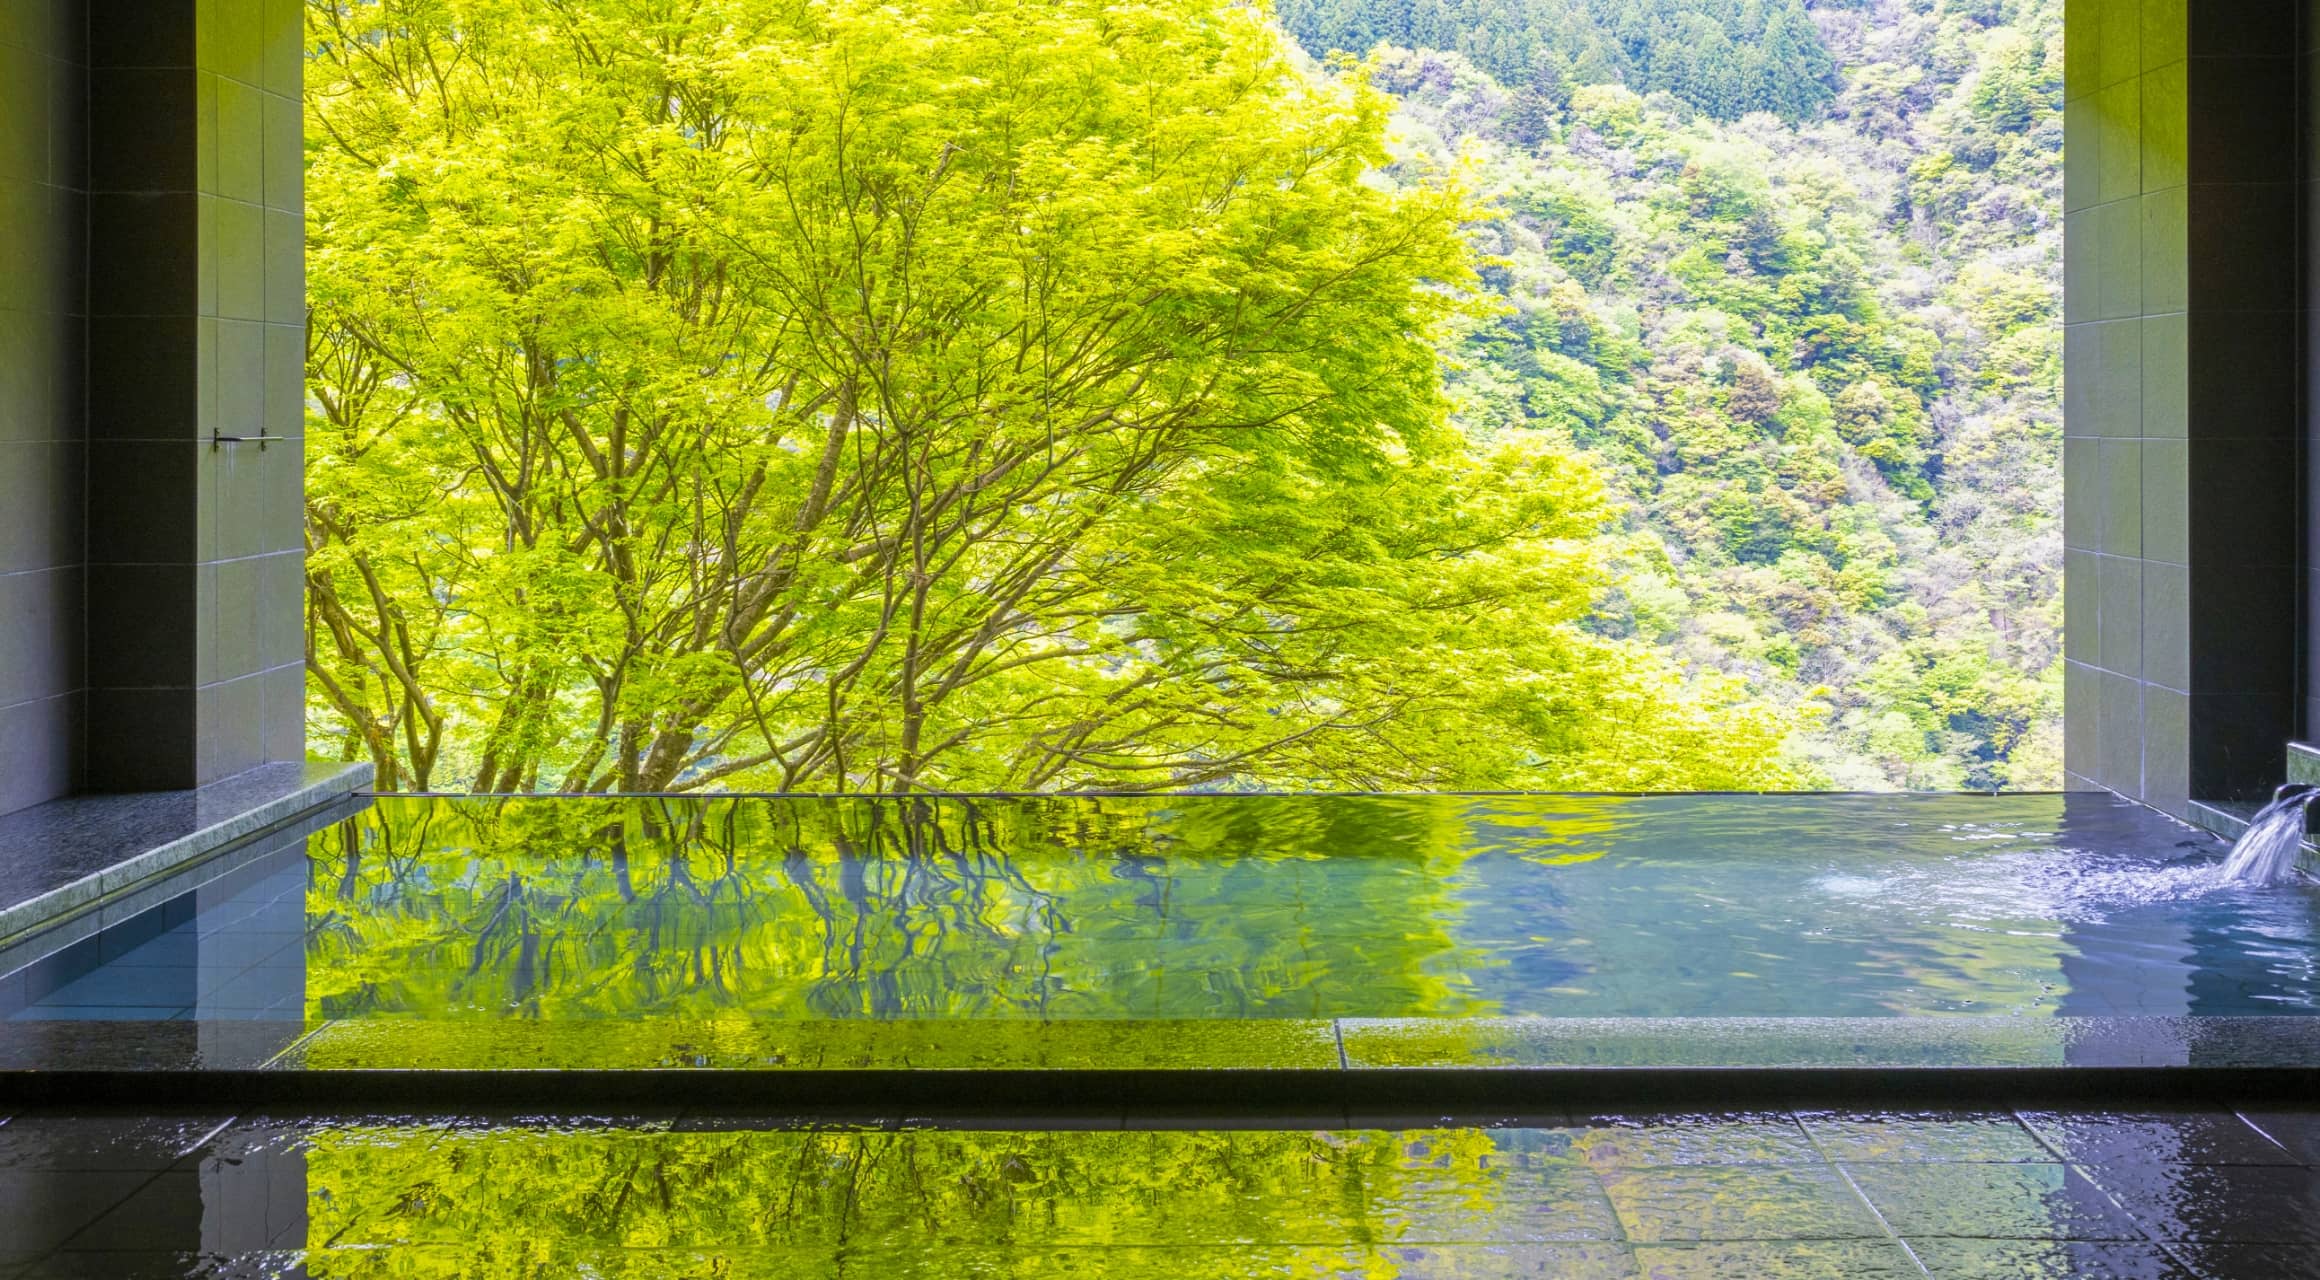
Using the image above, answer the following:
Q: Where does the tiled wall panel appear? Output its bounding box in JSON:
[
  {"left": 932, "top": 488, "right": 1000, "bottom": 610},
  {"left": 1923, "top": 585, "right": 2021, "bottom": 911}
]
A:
[
  {"left": 0, "top": 1, "right": 87, "bottom": 815},
  {"left": 82, "top": 0, "right": 304, "bottom": 789},
  {"left": 2303, "top": 2, "right": 2320, "bottom": 743},
  {"left": 2064, "top": 0, "right": 2303, "bottom": 812}
]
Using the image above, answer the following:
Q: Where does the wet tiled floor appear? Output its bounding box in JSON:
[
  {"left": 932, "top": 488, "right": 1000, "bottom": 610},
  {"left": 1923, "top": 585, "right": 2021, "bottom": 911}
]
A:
[{"left": 4, "top": 1106, "right": 2320, "bottom": 1277}]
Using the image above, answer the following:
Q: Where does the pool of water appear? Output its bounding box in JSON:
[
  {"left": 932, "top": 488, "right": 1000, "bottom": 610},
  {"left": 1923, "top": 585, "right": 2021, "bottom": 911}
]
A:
[{"left": 5, "top": 791, "right": 2316, "bottom": 1031}]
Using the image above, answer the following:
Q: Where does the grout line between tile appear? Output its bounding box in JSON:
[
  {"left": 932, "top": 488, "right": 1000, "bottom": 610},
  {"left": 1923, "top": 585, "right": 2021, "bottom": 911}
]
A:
[
  {"left": 1794, "top": 1109, "right": 1934, "bottom": 1279},
  {"left": 254, "top": 1017, "right": 333, "bottom": 1070},
  {"left": 2228, "top": 1107, "right": 2298, "bottom": 1159},
  {"left": 186, "top": 1113, "right": 238, "bottom": 1154},
  {"left": 2149, "top": 1237, "right": 2214, "bottom": 1278},
  {"left": 2054, "top": 1155, "right": 2173, "bottom": 1250},
  {"left": 46, "top": 1160, "right": 174, "bottom": 1256},
  {"left": 2007, "top": 1107, "right": 2181, "bottom": 1248},
  {"left": 2011, "top": 1106, "right": 2069, "bottom": 1162}
]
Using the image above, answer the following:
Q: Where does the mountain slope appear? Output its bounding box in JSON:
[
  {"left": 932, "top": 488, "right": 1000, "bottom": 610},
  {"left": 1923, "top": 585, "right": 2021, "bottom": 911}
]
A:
[{"left": 1303, "top": 0, "right": 2063, "bottom": 787}]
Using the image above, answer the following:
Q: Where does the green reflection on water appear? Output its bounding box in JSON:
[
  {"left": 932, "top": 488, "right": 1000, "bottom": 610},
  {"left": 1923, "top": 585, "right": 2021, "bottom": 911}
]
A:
[
  {"left": 292, "top": 790, "right": 2295, "bottom": 1034},
  {"left": 306, "top": 794, "right": 1537, "bottom": 1023},
  {"left": 302, "top": 1125, "right": 1621, "bottom": 1278}
]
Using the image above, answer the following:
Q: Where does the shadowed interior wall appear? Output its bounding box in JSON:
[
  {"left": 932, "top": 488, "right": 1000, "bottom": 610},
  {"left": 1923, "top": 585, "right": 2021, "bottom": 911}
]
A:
[
  {"left": 2063, "top": 0, "right": 2302, "bottom": 815},
  {"left": 0, "top": 3, "right": 89, "bottom": 815},
  {"left": 2306, "top": 8, "right": 2320, "bottom": 750},
  {"left": 0, "top": 0, "right": 304, "bottom": 814},
  {"left": 83, "top": 0, "right": 307, "bottom": 789}
]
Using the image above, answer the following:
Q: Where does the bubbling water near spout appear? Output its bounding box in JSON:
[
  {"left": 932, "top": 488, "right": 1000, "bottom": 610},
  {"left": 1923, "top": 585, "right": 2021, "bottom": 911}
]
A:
[{"left": 2218, "top": 784, "right": 2320, "bottom": 886}]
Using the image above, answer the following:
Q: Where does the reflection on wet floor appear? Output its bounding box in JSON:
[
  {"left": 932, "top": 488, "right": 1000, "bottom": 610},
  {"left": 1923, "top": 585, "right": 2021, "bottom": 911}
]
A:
[{"left": 4, "top": 1107, "right": 2320, "bottom": 1277}]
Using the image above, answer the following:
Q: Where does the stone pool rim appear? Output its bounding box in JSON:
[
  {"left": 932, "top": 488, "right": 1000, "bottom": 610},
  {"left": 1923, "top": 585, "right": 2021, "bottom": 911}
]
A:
[{"left": 6, "top": 1013, "right": 2320, "bottom": 1110}]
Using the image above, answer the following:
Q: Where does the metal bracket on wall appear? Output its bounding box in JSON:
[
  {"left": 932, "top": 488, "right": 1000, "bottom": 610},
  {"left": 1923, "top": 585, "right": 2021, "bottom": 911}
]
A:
[{"left": 211, "top": 431, "right": 278, "bottom": 451}]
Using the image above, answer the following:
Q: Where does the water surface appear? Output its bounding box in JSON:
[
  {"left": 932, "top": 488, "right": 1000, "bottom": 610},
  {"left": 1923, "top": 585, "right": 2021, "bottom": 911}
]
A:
[{"left": 10, "top": 791, "right": 2312, "bottom": 1026}]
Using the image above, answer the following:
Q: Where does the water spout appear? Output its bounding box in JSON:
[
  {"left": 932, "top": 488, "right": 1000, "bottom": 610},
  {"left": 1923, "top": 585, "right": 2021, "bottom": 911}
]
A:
[{"left": 2218, "top": 784, "right": 2320, "bottom": 886}]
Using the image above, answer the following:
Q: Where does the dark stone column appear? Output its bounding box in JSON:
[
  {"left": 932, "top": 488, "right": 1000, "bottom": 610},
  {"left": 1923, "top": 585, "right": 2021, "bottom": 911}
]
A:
[
  {"left": 83, "top": 0, "right": 305, "bottom": 790},
  {"left": 0, "top": 1, "right": 88, "bottom": 815},
  {"left": 2180, "top": 4, "right": 2301, "bottom": 803},
  {"left": 2063, "top": 0, "right": 2301, "bottom": 813}
]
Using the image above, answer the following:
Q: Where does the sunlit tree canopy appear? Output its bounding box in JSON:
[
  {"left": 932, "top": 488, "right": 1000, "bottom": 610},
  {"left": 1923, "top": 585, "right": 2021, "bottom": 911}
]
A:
[{"left": 304, "top": 0, "right": 1801, "bottom": 794}]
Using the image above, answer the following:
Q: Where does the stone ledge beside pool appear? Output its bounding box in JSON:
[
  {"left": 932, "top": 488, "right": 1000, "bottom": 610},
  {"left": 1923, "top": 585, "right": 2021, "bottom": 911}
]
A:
[
  {"left": 0, "top": 761, "right": 373, "bottom": 949},
  {"left": 1335, "top": 1015, "right": 2320, "bottom": 1069},
  {"left": 7, "top": 1015, "right": 2320, "bottom": 1086}
]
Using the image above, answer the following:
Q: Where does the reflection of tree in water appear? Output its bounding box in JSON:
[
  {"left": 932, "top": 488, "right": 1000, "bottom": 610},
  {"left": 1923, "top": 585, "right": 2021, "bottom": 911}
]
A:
[
  {"left": 301, "top": 1123, "right": 1559, "bottom": 1278},
  {"left": 304, "top": 795, "right": 1495, "bottom": 1021}
]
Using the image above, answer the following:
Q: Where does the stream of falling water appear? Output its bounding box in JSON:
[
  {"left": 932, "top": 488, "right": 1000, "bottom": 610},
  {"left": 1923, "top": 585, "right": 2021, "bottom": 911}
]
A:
[{"left": 2220, "top": 785, "right": 2319, "bottom": 886}]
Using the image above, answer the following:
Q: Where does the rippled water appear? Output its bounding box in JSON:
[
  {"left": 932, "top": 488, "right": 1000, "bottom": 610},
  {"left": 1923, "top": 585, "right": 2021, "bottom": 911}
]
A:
[
  {"left": 302, "top": 792, "right": 2320, "bottom": 1020},
  {"left": 11, "top": 791, "right": 2320, "bottom": 1023}
]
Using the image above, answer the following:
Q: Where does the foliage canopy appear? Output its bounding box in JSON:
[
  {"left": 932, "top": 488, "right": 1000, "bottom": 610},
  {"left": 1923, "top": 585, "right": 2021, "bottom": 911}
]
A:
[{"left": 305, "top": 0, "right": 1799, "bottom": 793}]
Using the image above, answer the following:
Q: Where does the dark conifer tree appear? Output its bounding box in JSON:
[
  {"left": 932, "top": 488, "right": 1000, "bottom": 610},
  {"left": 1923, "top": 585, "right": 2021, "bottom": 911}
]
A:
[{"left": 1276, "top": 0, "right": 1839, "bottom": 122}]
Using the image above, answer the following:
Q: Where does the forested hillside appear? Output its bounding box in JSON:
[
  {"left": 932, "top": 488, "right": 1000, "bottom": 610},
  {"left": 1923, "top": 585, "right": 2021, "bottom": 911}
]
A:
[
  {"left": 300, "top": 0, "right": 2056, "bottom": 794},
  {"left": 1283, "top": 0, "right": 2064, "bottom": 789},
  {"left": 1277, "top": 0, "right": 1839, "bottom": 121}
]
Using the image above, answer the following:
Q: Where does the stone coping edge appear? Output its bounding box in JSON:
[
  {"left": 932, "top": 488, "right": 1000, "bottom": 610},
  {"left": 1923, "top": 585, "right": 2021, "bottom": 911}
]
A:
[
  {"left": 0, "top": 762, "right": 373, "bottom": 951},
  {"left": 6, "top": 1065, "right": 2319, "bottom": 1112},
  {"left": 2, "top": 1013, "right": 2315, "bottom": 1075}
]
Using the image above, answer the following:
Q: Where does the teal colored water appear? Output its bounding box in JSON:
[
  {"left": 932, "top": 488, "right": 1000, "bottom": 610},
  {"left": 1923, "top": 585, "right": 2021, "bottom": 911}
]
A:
[{"left": 7, "top": 791, "right": 2319, "bottom": 1025}]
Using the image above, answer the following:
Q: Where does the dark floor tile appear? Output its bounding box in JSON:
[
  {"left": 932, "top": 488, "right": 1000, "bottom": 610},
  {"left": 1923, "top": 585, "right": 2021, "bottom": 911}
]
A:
[
  {"left": 1361, "top": 1243, "right": 1640, "bottom": 1278},
  {"left": 1597, "top": 1165, "right": 1888, "bottom": 1242},
  {"left": 0, "top": 1114, "right": 233, "bottom": 1170},
  {"left": 1843, "top": 1162, "right": 2145, "bottom": 1240},
  {"left": 2164, "top": 1241, "right": 2320, "bottom": 1279},
  {"left": 1114, "top": 1106, "right": 1345, "bottom": 1131},
  {"left": 2081, "top": 1162, "right": 2320, "bottom": 1244},
  {"left": 2018, "top": 1110, "right": 2293, "bottom": 1166},
  {"left": 1571, "top": 1113, "right": 1820, "bottom": 1167},
  {"left": 60, "top": 1168, "right": 305, "bottom": 1254},
  {"left": 10, "top": 1252, "right": 304, "bottom": 1279},
  {"left": 1401, "top": 1242, "right": 1642, "bottom": 1270},
  {"left": 1383, "top": 1156, "right": 1625, "bottom": 1243},
  {"left": 51, "top": 1171, "right": 212, "bottom": 1254},
  {"left": 1798, "top": 1111, "right": 2049, "bottom": 1163},
  {"left": 1909, "top": 1237, "right": 2194, "bottom": 1278},
  {"left": 1630, "top": 1240, "right": 1921, "bottom": 1278},
  {"left": 2231, "top": 1111, "right": 2320, "bottom": 1164},
  {"left": 0, "top": 1170, "right": 163, "bottom": 1257}
]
